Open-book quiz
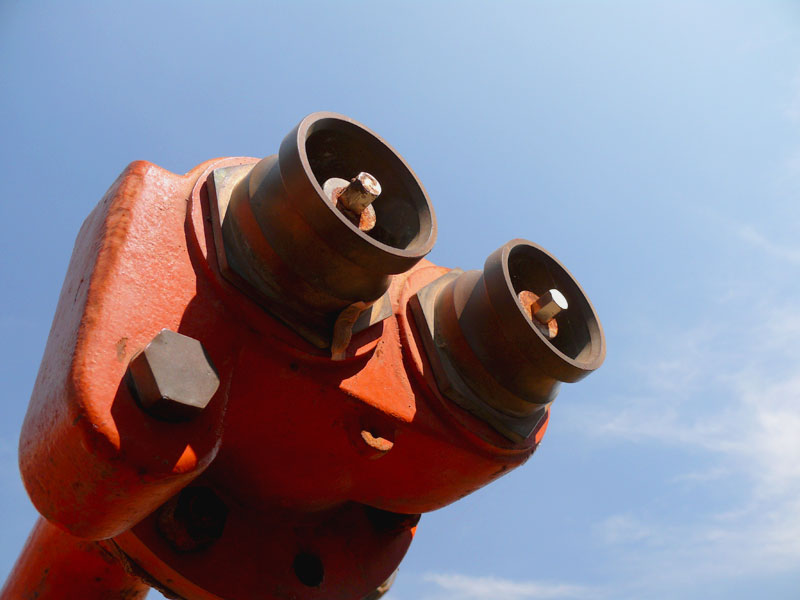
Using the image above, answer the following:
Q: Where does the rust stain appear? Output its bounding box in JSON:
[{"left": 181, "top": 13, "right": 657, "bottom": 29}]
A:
[
  {"left": 333, "top": 186, "right": 377, "bottom": 232},
  {"left": 115, "top": 337, "right": 128, "bottom": 362},
  {"left": 360, "top": 430, "right": 394, "bottom": 456},
  {"left": 517, "top": 290, "right": 558, "bottom": 338}
]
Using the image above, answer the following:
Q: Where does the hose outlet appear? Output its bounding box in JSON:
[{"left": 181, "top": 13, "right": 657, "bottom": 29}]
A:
[
  {"left": 212, "top": 112, "right": 437, "bottom": 348},
  {"left": 411, "top": 239, "right": 605, "bottom": 442}
]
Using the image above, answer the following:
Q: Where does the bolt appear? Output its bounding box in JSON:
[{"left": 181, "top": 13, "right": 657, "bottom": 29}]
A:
[
  {"left": 126, "top": 329, "right": 220, "bottom": 422},
  {"left": 517, "top": 289, "right": 567, "bottom": 339},
  {"left": 338, "top": 172, "right": 381, "bottom": 212},
  {"left": 530, "top": 289, "right": 568, "bottom": 323},
  {"left": 322, "top": 172, "right": 380, "bottom": 232}
]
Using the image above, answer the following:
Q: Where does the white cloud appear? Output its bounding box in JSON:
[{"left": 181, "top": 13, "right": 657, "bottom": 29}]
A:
[
  {"left": 422, "top": 573, "right": 596, "bottom": 600},
  {"left": 670, "top": 466, "right": 730, "bottom": 484},
  {"left": 735, "top": 224, "right": 800, "bottom": 265},
  {"left": 595, "top": 514, "right": 654, "bottom": 545},
  {"left": 566, "top": 223, "right": 800, "bottom": 587}
]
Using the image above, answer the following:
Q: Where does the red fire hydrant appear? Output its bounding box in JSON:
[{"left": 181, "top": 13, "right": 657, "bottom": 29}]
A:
[{"left": 1, "top": 112, "right": 605, "bottom": 600}]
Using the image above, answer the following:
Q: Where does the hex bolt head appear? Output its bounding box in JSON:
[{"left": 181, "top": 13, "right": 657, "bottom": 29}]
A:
[
  {"left": 127, "top": 329, "right": 220, "bottom": 422},
  {"left": 530, "top": 288, "right": 568, "bottom": 323}
]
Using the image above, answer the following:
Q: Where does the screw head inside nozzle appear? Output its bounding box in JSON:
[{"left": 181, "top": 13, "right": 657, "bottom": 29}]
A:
[
  {"left": 322, "top": 172, "right": 381, "bottom": 232},
  {"left": 532, "top": 289, "right": 568, "bottom": 323},
  {"left": 337, "top": 172, "right": 382, "bottom": 213}
]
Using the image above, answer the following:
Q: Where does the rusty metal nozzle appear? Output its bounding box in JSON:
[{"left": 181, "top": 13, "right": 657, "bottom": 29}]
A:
[
  {"left": 411, "top": 239, "right": 605, "bottom": 441},
  {"left": 219, "top": 112, "right": 437, "bottom": 347}
]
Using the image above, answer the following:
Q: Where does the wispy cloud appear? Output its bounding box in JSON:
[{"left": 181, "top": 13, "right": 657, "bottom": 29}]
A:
[
  {"left": 595, "top": 514, "right": 654, "bottom": 546},
  {"left": 566, "top": 222, "right": 800, "bottom": 588},
  {"left": 670, "top": 466, "right": 730, "bottom": 484},
  {"left": 422, "top": 573, "right": 597, "bottom": 600},
  {"left": 735, "top": 224, "right": 800, "bottom": 264}
]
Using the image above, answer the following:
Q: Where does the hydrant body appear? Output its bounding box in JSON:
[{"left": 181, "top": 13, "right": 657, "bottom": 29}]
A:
[{"left": 3, "top": 113, "right": 603, "bottom": 600}]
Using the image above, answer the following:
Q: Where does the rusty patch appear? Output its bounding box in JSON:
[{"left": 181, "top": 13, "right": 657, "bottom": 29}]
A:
[
  {"left": 517, "top": 290, "right": 558, "bottom": 338},
  {"left": 101, "top": 540, "right": 183, "bottom": 600},
  {"left": 115, "top": 337, "right": 128, "bottom": 362},
  {"left": 331, "top": 301, "right": 370, "bottom": 360},
  {"left": 336, "top": 198, "right": 377, "bottom": 232},
  {"left": 331, "top": 172, "right": 380, "bottom": 232},
  {"left": 360, "top": 430, "right": 394, "bottom": 455}
]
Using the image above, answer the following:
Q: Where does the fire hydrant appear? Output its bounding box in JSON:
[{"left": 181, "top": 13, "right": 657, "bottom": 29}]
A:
[{"left": 1, "top": 112, "right": 605, "bottom": 600}]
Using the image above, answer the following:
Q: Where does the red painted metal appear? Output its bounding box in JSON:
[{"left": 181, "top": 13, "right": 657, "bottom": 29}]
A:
[
  {"left": 0, "top": 517, "right": 149, "bottom": 599},
  {"left": 5, "top": 157, "right": 549, "bottom": 599}
]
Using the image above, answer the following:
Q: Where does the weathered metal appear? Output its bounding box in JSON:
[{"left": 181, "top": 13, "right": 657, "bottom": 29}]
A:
[
  {"left": 529, "top": 288, "right": 569, "bottom": 324},
  {"left": 410, "top": 240, "right": 605, "bottom": 442},
  {"left": 518, "top": 289, "right": 563, "bottom": 338},
  {"left": 127, "top": 329, "right": 220, "bottom": 422},
  {"left": 216, "top": 112, "right": 436, "bottom": 348},
  {"left": 3, "top": 112, "right": 605, "bottom": 600},
  {"left": 0, "top": 518, "right": 149, "bottom": 600},
  {"left": 330, "top": 172, "right": 381, "bottom": 231}
]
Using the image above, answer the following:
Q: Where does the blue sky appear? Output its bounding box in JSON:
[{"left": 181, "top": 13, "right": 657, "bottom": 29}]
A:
[{"left": 1, "top": 2, "right": 799, "bottom": 599}]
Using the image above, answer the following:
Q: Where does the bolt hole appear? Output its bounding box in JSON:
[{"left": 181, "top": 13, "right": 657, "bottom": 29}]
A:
[
  {"left": 293, "top": 552, "right": 324, "bottom": 587},
  {"left": 156, "top": 486, "right": 228, "bottom": 552}
]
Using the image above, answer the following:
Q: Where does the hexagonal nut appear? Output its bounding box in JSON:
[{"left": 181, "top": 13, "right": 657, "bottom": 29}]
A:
[{"left": 127, "top": 329, "right": 220, "bottom": 422}]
